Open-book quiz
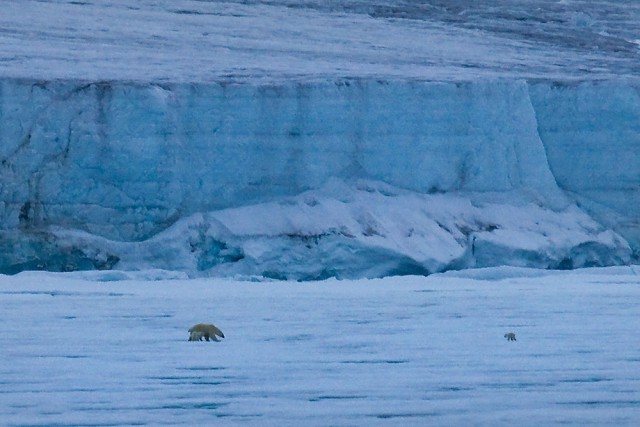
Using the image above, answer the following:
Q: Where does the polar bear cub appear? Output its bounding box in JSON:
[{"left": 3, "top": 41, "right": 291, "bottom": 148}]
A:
[
  {"left": 504, "top": 332, "right": 517, "bottom": 341},
  {"left": 188, "top": 323, "right": 225, "bottom": 342}
]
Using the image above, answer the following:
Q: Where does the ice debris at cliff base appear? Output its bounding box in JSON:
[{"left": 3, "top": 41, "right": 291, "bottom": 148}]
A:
[{"left": 1, "top": 181, "right": 631, "bottom": 280}]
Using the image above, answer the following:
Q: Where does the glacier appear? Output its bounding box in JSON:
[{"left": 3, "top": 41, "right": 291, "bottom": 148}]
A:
[{"left": 0, "top": 1, "right": 639, "bottom": 278}]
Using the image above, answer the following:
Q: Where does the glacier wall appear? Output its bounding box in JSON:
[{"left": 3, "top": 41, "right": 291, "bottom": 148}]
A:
[
  {"left": 0, "top": 79, "right": 561, "bottom": 239},
  {"left": 529, "top": 82, "right": 640, "bottom": 249},
  {"left": 0, "top": 78, "right": 637, "bottom": 277}
]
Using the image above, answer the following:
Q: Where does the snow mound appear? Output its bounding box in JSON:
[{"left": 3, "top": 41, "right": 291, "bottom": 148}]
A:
[{"left": 9, "top": 180, "right": 630, "bottom": 280}]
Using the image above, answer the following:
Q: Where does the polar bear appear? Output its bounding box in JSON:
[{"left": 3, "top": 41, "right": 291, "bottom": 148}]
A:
[
  {"left": 504, "top": 332, "right": 516, "bottom": 341},
  {"left": 188, "top": 323, "right": 225, "bottom": 342}
]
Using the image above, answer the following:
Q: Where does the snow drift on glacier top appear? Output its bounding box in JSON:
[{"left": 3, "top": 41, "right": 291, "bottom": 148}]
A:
[{"left": 0, "top": 0, "right": 639, "bottom": 82}]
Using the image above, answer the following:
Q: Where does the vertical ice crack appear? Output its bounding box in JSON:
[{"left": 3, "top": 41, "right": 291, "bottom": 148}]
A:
[{"left": 521, "top": 81, "right": 569, "bottom": 210}]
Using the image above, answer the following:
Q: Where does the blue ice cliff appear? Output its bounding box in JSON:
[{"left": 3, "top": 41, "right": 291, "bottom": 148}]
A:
[{"left": 0, "top": 1, "right": 638, "bottom": 279}]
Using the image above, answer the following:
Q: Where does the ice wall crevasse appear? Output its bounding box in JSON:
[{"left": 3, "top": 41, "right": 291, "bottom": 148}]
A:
[
  {"left": 0, "top": 78, "right": 636, "bottom": 277},
  {"left": 517, "top": 83, "right": 568, "bottom": 209}
]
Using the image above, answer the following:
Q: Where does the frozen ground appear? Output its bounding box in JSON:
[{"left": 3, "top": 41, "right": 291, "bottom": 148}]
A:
[{"left": 1, "top": 266, "right": 640, "bottom": 426}]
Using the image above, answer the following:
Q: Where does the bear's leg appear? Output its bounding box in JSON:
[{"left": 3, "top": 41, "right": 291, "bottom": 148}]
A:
[{"left": 189, "top": 331, "right": 205, "bottom": 341}]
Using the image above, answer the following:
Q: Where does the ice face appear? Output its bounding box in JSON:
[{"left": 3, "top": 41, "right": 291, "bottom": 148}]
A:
[
  {"left": 529, "top": 82, "right": 640, "bottom": 247},
  {"left": 0, "top": 78, "right": 637, "bottom": 277},
  {"left": 0, "top": 79, "right": 560, "bottom": 239}
]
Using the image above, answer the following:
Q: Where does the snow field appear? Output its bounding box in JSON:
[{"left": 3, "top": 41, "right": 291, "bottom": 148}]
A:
[
  {"left": 1, "top": 267, "right": 640, "bottom": 426},
  {"left": 1, "top": 1, "right": 638, "bottom": 82}
]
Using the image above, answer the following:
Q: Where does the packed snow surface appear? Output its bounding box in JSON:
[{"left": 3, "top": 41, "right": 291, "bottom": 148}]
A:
[
  {"left": 1, "top": 267, "right": 640, "bottom": 426},
  {"left": 1, "top": 0, "right": 639, "bottom": 82}
]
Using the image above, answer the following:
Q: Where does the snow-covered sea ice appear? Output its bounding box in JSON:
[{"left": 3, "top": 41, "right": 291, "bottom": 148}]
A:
[{"left": 1, "top": 266, "right": 639, "bottom": 426}]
